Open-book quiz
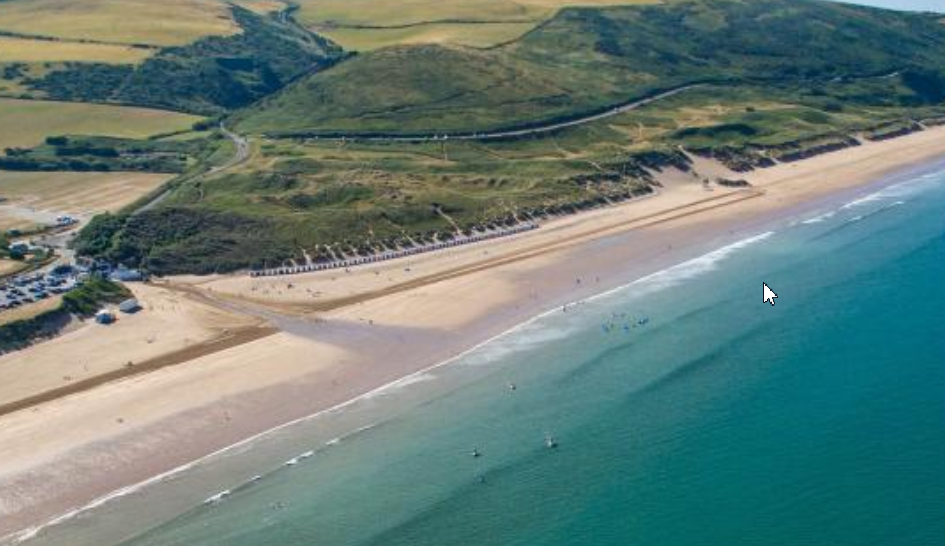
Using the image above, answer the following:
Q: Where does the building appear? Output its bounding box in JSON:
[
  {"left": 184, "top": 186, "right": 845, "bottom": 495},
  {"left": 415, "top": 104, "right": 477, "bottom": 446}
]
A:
[{"left": 118, "top": 298, "right": 141, "bottom": 314}]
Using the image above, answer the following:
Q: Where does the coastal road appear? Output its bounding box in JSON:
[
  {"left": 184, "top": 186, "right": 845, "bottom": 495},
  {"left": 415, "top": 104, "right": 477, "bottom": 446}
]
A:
[
  {"left": 289, "top": 69, "right": 905, "bottom": 144},
  {"left": 208, "top": 123, "right": 251, "bottom": 175},
  {"left": 136, "top": 123, "right": 249, "bottom": 215},
  {"left": 298, "top": 84, "right": 705, "bottom": 143}
]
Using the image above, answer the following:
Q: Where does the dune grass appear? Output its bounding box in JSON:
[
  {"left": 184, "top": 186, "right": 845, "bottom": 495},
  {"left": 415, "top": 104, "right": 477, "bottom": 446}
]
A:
[
  {"left": 0, "top": 0, "right": 238, "bottom": 47},
  {"left": 0, "top": 98, "right": 202, "bottom": 149}
]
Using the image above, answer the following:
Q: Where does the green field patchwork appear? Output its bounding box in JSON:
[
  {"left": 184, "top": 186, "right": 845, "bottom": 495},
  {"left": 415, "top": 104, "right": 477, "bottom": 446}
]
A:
[
  {"left": 23, "top": 6, "right": 344, "bottom": 115},
  {"left": 294, "top": 0, "right": 660, "bottom": 50},
  {"left": 0, "top": 0, "right": 239, "bottom": 47},
  {"left": 0, "top": 37, "right": 152, "bottom": 64},
  {"left": 0, "top": 98, "right": 202, "bottom": 150}
]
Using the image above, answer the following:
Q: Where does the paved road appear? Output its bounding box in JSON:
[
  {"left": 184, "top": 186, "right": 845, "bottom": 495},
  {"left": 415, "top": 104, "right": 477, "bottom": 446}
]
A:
[
  {"left": 137, "top": 123, "right": 249, "bottom": 214},
  {"left": 208, "top": 123, "right": 251, "bottom": 175},
  {"left": 300, "top": 84, "right": 704, "bottom": 143},
  {"left": 288, "top": 69, "right": 904, "bottom": 144}
]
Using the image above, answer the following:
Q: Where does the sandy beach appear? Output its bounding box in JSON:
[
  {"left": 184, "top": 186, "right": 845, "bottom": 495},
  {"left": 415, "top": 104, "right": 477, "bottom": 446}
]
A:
[
  {"left": 3, "top": 125, "right": 945, "bottom": 540},
  {"left": 0, "top": 283, "right": 271, "bottom": 417}
]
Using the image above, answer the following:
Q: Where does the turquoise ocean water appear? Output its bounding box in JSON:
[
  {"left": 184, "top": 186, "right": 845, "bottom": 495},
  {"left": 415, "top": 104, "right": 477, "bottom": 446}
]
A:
[{"left": 18, "top": 162, "right": 945, "bottom": 546}]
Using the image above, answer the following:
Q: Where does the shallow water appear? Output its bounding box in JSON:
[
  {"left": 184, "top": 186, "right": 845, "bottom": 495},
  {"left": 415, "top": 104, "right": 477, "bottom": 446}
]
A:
[{"left": 17, "top": 164, "right": 945, "bottom": 546}]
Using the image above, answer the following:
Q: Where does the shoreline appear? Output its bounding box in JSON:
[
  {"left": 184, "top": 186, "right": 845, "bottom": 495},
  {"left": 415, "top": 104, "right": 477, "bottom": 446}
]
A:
[{"left": 4, "top": 126, "right": 945, "bottom": 543}]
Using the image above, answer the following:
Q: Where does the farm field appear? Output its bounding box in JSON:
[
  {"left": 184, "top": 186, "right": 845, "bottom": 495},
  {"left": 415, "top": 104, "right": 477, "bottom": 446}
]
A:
[
  {"left": 0, "top": 98, "right": 202, "bottom": 149},
  {"left": 314, "top": 22, "right": 537, "bottom": 50},
  {"left": 295, "top": 0, "right": 660, "bottom": 50},
  {"left": 0, "top": 171, "right": 174, "bottom": 230},
  {"left": 0, "top": 0, "right": 239, "bottom": 47},
  {"left": 0, "top": 37, "right": 152, "bottom": 64}
]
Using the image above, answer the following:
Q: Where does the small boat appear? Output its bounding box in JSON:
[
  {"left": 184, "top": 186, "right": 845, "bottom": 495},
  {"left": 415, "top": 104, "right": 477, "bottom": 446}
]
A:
[
  {"left": 545, "top": 435, "right": 558, "bottom": 449},
  {"left": 471, "top": 448, "right": 481, "bottom": 458}
]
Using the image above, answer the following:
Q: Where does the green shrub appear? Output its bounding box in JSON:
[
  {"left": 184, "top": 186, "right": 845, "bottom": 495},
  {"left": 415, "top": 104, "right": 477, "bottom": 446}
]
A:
[{"left": 28, "top": 7, "right": 344, "bottom": 115}]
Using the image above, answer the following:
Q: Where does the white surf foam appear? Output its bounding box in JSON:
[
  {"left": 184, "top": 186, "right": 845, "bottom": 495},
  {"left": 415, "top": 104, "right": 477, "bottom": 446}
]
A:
[
  {"left": 202, "top": 490, "right": 230, "bottom": 506},
  {"left": 463, "top": 231, "right": 775, "bottom": 366},
  {"left": 801, "top": 210, "right": 838, "bottom": 225},
  {"left": 16, "top": 167, "right": 943, "bottom": 544},
  {"left": 840, "top": 169, "right": 944, "bottom": 212},
  {"left": 361, "top": 373, "right": 437, "bottom": 400}
]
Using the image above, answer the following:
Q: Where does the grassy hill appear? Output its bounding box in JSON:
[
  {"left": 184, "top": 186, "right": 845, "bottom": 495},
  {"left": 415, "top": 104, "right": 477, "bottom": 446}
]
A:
[
  {"left": 73, "top": 0, "right": 945, "bottom": 274},
  {"left": 79, "top": 78, "right": 945, "bottom": 275},
  {"left": 236, "top": 0, "right": 945, "bottom": 136},
  {"left": 233, "top": 44, "right": 576, "bottom": 134}
]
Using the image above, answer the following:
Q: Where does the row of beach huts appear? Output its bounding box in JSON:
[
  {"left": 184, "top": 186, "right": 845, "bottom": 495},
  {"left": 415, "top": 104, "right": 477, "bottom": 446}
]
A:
[{"left": 250, "top": 223, "right": 539, "bottom": 278}]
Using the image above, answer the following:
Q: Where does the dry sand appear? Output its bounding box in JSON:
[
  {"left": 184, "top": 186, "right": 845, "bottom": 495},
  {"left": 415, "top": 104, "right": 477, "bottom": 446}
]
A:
[
  {"left": 0, "top": 283, "right": 263, "bottom": 412},
  {"left": 186, "top": 125, "right": 945, "bottom": 331},
  {"left": 0, "top": 332, "right": 352, "bottom": 532},
  {"left": 3, "top": 125, "right": 945, "bottom": 539}
]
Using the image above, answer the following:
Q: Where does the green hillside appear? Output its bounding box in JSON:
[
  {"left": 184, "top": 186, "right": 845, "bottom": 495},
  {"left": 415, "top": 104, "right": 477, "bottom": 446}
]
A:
[
  {"left": 235, "top": 0, "right": 945, "bottom": 135},
  {"left": 72, "top": 0, "right": 945, "bottom": 275},
  {"left": 233, "top": 44, "right": 573, "bottom": 134},
  {"left": 26, "top": 6, "right": 345, "bottom": 114}
]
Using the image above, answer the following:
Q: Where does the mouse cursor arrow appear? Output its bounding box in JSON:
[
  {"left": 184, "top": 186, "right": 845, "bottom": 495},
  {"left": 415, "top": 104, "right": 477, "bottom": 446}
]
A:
[{"left": 763, "top": 283, "right": 777, "bottom": 306}]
